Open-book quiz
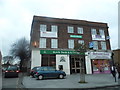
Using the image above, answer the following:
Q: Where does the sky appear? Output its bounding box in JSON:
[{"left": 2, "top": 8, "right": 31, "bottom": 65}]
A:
[{"left": 0, "top": 0, "right": 119, "bottom": 57}]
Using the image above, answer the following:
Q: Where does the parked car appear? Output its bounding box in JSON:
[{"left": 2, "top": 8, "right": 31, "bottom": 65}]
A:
[
  {"left": 4, "top": 66, "right": 19, "bottom": 78},
  {"left": 30, "top": 66, "right": 41, "bottom": 78},
  {"left": 34, "top": 66, "right": 66, "bottom": 80}
]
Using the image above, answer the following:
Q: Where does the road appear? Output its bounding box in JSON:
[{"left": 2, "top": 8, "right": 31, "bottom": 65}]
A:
[
  {"left": 2, "top": 73, "right": 26, "bottom": 90},
  {"left": 2, "top": 75, "right": 19, "bottom": 88}
]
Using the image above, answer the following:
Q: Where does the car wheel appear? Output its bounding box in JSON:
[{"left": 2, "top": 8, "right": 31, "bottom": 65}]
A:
[
  {"left": 59, "top": 74, "right": 64, "bottom": 79},
  {"left": 38, "top": 75, "right": 43, "bottom": 80}
]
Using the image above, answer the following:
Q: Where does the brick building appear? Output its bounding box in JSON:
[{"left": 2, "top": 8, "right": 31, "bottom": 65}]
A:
[
  {"left": 113, "top": 49, "right": 120, "bottom": 65},
  {"left": 30, "top": 15, "right": 112, "bottom": 74}
]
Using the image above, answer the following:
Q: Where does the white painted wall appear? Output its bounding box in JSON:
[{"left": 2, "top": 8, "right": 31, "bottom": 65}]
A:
[
  {"left": 31, "top": 49, "right": 41, "bottom": 69},
  {"left": 56, "top": 55, "right": 70, "bottom": 75},
  {"left": 85, "top": 55, "right": 92, "bottom": 74}
]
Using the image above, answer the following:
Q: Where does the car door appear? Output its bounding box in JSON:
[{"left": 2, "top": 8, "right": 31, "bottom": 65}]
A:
[
  {"left": 48, "top": 67, "right": 58, "bottom": 78},
  {"left": 42, "top": 67, "right": 50, "bottom": 78}
]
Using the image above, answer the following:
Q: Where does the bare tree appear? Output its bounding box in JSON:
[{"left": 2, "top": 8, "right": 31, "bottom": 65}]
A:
[
  {"left": 74, "top": 43, "right": 88, "bottom": 83},
  {"left": 10, "top": 37, "right": 30, "bottom": 72}
]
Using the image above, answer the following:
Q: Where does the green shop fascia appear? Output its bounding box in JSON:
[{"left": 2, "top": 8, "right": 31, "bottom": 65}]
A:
[{"left": 40, "top": 50, "right": 85, "bottom": 55}]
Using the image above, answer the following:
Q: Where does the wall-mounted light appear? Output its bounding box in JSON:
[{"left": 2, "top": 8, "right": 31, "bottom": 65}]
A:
[{"left": 33, "top": 41, "right": 38, "bottom": 48}]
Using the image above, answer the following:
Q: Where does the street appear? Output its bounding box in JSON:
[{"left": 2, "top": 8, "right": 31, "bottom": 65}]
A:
[
  {"left": 1, "top": 72, "right": 120, "bottom": 90},
  {"left": 23, "top": 73, "right": 119, "bottom": 89},
  {"left": 2, "top": 73, "right": 26, "bottom": 90},
  {"left": 2, "top": 74, "right": 19, "bottom": 88}
]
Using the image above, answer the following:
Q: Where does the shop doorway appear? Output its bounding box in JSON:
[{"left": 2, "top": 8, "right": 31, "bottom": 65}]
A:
[
  {"left": 70, "top": 55, "right": 81, "bottom": 73},
  {"left": 92, "top": 59, "right": 110, "bottom": 74}
]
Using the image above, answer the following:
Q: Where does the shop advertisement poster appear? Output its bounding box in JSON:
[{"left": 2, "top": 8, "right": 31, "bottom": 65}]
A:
[{"left": 90, "top": 52, "right": 111, "bottom": 59}]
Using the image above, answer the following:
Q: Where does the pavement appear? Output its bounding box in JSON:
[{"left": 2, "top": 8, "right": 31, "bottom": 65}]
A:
[{"left": 22, "top": 73, "right": 120, "bottom": 89}]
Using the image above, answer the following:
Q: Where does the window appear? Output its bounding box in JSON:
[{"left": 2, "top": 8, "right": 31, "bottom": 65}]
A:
[
  {"left": 91, "top": 28, "right": 97, "bottom": 35},
  {"left": 77, "top": 27, "right": 83, "bottom": 34},
  {"left": 99, "top": 29, "right": 105, "bottom": 36},
  {"left": 93, "top": 41, "right": 98, "bottom": 50},
  {"left": 51, "top": 25, "right": 58, "bottom": 32},
  {"left": 68, "top": 39, "right": 74, "bottom": 49},
  {"left": 78, "top": 40, "right": 84, "bottom": 44},
  {"left": 68, "top": 26, "right": 74, "bottom": 33},
  {"left": 51, "top": 39, "right": 58, "bottom": 48},
  {"left": 40, "top": 24, "right": 47, "bottom": 32},
  {"left": 40, "top": 38, "right": 46, "bottom": 48},
  {"left": 101, "top": 42, "right": 106, "bottom": 50}
]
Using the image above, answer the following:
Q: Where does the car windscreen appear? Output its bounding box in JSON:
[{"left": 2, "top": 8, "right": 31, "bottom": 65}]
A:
[{"left": 7, "top": 66, "right": 18, "bottom": 70}]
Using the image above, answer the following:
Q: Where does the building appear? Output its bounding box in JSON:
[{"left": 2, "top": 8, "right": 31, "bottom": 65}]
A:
[
  {"left": 0, "top": 51, "right": 2, "bottom": 68},
  {"left": 30, "top": 15, "right": 112, "bottom": 75},
  {"left": 113, "top": 49, "right": 120, "bottom": 65}
]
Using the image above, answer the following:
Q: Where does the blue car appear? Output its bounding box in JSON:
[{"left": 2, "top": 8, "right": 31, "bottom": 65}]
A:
[{"left": 34, "top": 66, "right": 66, "bottom": 80}]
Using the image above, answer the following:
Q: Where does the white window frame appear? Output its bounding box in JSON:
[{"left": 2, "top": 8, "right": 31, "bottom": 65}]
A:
[
  {"left": 93, "top": 41, "right": 98, "bottom": 50},
  {"left": 68, "top": 26, "right": 74, "bottom": 33},
  {"left": 101, "top": 41, "right": 107, "bottom": 50},
  {"left": 51, "top": 25, "right": 58, "bottom": 32},
  {"left": 68, "top": 39, "right": 74, "bottom": 49},
  {"left": 99, "top": 29, "right": 105, "bottom": 36},
  {"left": 77, "top": 27, "right": 83, "bottom": 34},
  {"left": 91, "top": 28, "right": 97, "bottom": 35},
  {"left": 51, "top": 39, "right": 58, "bottom": 48},
  {"left": 78, "top": 40, "right": 84, "bottom": 44},
  {"left": 40, "top": 24, "right": 47, "bottom": 32},
  {"left": 39, "top": 38, "right": 46, "bottom": 48}
]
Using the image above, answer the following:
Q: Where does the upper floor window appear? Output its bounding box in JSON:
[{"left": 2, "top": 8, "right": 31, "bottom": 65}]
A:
[
  {"left": 68, "top": 26, "right": 74, "bottom": 33},
  {"left": 51, "top": 39, "right": 58, "bottom": 48},
  {"left": 91, "top": 28, "right": 97, "bottom": 35},
  {"left": 68, "top": 39, "right": 74, "bottom": 49},
  {"left": 93, "top": 41, "right": 98, "bottom": 50},
  {"left": 39, "top": 38, "right": 46, "bottom": 48},
  {"left": 40, "top": 24, "right": 47, "bottom": 32},
  {"left": 99, "top": 29, "right": 105, "bottom": 36},
  {"left": 78, "top": 40, "right": 84, "bottom": 44},
  {"left": 77, "top": 27, "right": 83, "bottom": 34},
  {"left": 51, "top": 25, "right": 58, "bottom": 32},
  {"left": 101, "top": 41, "right": 106, "bottom": 50}
]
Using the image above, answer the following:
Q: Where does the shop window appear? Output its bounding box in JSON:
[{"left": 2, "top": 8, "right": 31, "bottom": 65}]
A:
[
  {"left": 41, "top": 54, "right": 56, "bottom": 67},
  {"left": 92, "top": 60, "right": 110, "bottom": 74}
]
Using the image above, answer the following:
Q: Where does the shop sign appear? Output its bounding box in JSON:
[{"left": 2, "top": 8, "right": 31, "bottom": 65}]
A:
[
  {"left": 89, "top": 42, "right": 94, "bottom": 49},
  {"left": 70, "top": 35, "right": 82, "bottom": 38},
  {"left": 40, "top": 50, "right": 85, "bottom": 55},
  {"left": 90, "top": 52, "right": 111, "bottom": 59},
  {"left": 41, "top": 31, "right": 57, "bottom": 38},
  {"left": 92, "top": 35, "right": 105, "bottom": 41}
]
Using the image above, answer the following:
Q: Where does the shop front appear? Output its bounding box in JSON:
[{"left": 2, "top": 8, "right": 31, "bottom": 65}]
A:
[
  {"left": 85, "top": 51, "right": 112, "bottom": 74},
  {"left": 92, "top": 59, "right": 110, "bottom": 74},
  {"left": 91, "top": 52, "right": 112, "bottom": 74},
  {"left": 31, "top": 49, "right": 85, "bottom": 75}
]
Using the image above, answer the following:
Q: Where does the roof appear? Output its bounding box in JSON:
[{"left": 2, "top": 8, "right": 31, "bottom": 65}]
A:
[{"left": 32, "top": 15, "right": 108, "bottom": 28}]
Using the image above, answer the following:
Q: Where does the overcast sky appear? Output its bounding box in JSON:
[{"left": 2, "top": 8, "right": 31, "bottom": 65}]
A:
[{"left": 0, "top": 0, "right": 119, "bottom": 56}]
